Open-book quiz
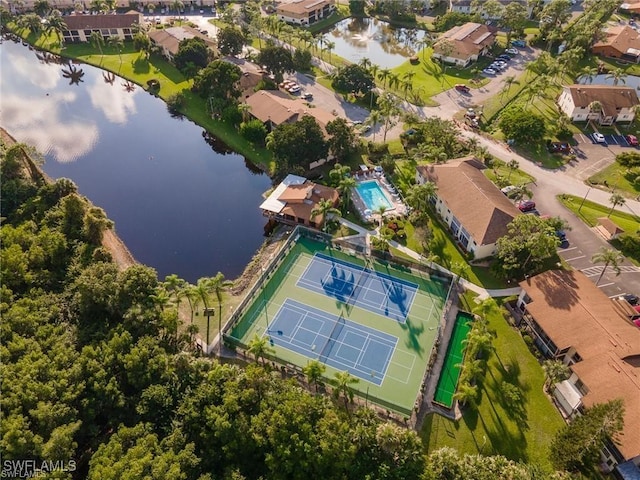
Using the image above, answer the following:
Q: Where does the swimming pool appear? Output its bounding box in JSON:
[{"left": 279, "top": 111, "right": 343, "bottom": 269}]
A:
[{"left": 355, "top": 180, "right": 393, "bottom": 211}]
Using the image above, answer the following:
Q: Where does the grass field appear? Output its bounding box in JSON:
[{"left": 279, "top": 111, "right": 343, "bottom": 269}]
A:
[
  {"left": 421, "top": 295, "right": 565, "bottom": 471},
  {"left": 227, "top": 234, "right": 453, "bottom": 415},
  {"left": 588, "top": 162, "right": 640, "bottom": 198}
]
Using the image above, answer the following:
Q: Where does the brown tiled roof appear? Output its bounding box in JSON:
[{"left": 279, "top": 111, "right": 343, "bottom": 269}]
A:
[
  {"left": 278, "top": 184, "right": 314, "bottom": 202},
  {"left": 434, "top": 22, "right": 496, "bottom": 60},
  {"left": 63, "top": 12, "right": 142, "bottom": 30},
  {"left": 245, "top": 90, "right": 335, "bottom": 131},
  {"left": 416, "top": 157, "right": 520, "bottom": 245},
  {"left": 564, "top": 85, "right": 639, "bottom": 117},
  {"left": 280, "top": 183, "right": 339, "bottom": 224},
  {"left": 277, "top": 0, "right": 333, "bottom": 15},
  {"left": 621, "top": 2, "right": 640, "bottom": 13},
  {"left": 520, "top": 269, "right": 640, "bottom": 460},
  {"left": 598, "top": 217, "right": 625, "bottom": 236},
  {"left": 593, "top": 25, "right": 640, "bottom": 57},
  {"left": 148, "top": 26, "right": 215, "bottom": 56}
]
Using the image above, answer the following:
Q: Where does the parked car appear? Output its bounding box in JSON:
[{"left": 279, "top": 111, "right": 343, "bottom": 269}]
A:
[
  {"left": 506, "top": 48, "right": 520, "bottom": 55},
  {"left": 482, "top": 68, "right": 497, "bottom": 75},
  {"left": 511, "top": 39, "right": 526, "bottom": 47},
  {"left": 593, "top": 132, "right": 606, "bottom": 144},
  {"left": 497, "top": 54, "right": 512, "bottom": 61},
  {"left": 548, "top": 142, "right": 572, "bottom": 154},
  {"left": 288, "top": 85, "right": 301, "bottom": 93},
  {"left": 454, "top": 84, "right": 470, "bottom": 93},
  {"left": 517, "top": 200, "right": 536, "bottom": 212},
  {"left": 301, "top": 92, "right": 313, "bottom": 100},
  {"left": 625, "top": 134, "right": 638, "bottom": 146},
  {"left": 501, "top": 185, "right": 517, "bottom": 196},
  {"left": 465, "top": 108, "right": 476, "bottom": 119},
  {"left": 622, "top": 293, "right": 639, "bottom": 306}
]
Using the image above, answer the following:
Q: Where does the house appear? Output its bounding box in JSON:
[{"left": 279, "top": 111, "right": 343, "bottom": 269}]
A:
[
  {"left": 431, "top": 22, "right": 496, "bottom": 67},
  {"left": 557, "top": 85, "right": 639, "bottom": 125},
  {"left": 276, "top": 0, "right": 335, "bottom": 26},
  {"left": 592, "top": 25, "right": 640, "bottom": 63},
  {"left": 259, "top": 174, "right": 339, "bottom": 228},
  {"left": 148, "top": 26, "right": 216, "bottom": 60},
  {"left": 596, "top": 217, "right": 625, "bottom": 240},
  {"left": 620, "top": 2, "right": 640, "bottom": 15},
  {"left": 244, "top": 90, "right": 335, "bottom": 133},
  {"left": 516, "top": 270, "right": 640, "bottom": 472},
  {"left": 415, "top": 157, "right": 520, "bottom": 259},
  {"left": 62, "top": 11, "right": 142, "bottom": 43},
  {"left": 449, "top": 0, "right": 533, "bottom": 19}
]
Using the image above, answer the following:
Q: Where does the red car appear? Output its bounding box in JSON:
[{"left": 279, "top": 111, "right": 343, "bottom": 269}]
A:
[
  {"left": 455, "top": 84, "right": 470, "bottom": 93},
  {"left": 625, "top": 134, "right": 638, "bottom": 147},
  {"left": 517, "top": 200, "right": 536, "bottom": 212}
]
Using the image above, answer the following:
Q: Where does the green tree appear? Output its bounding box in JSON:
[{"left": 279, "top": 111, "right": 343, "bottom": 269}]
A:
[
  {"left": 310, "top": 198, "right": 341, "bottom": 231},
  {"left": 337, "top": 176, "right": 356, "bottom": 214},
  {"left": 542, "top": 360, "right": 570, "bottom": 392},
  {"left": 607, "top": 192, "right": 626, "bottom": 217},
  {"left": 256, "top": 45, "right": 295, "bottom": 83},
  {"left": 615, "top": 151, "right": 640, "bottom": 168},
  {"left": 216, "top": 26, "right": 246, "bottom": 56},
  {"left": 247, "top": 333, "right": 274, "bottom": 364},
  {"left": 349, "top": 0, "right": 365, "bottom": 15},
  {"left": 209, "top": 272, "right": 233, "bottom": 355},
  {"left": 302, "top": 359, "right": 326, "bottom": 392},
  {"left": 33, "top": 0, "right": 50, "bottom": 16},
  {"left": 174, "top": 37, "right": 211, "bottom": 72},
  {"left": 453, "top": 381, "right": 478, "bottom": 408},
  {"left": 133, "top": 32, "right": 150, "bottom": 58},
  {"left": 332, "top": 64, "right": 375, "bottom": 95},
  {"left": 331, "top": 370, "right": 359, "bottom": 411},
  {"left": 500, "top": 2, "right": 528, "bottom": 44},
  {"left": 498, "top": 106, "right": 546, "bottom": 143},
  {"left": 405, "top": 181, "right": 437, "bottom": 212},
  {"left": 591, "top": 247, "right": 624, "bottom": 285},
  {"left": 495, "top": 214, "right": 559, "bottom": 278},
  {"left": 193, "top": 60, "right": 242, "bottom": 104},
  {"left": 326, "top": 117, "right": 357, "bottom": 162},
  {"left": 90, "top": 31, "right": 104, "bottom": 60},
  {"left": 44, "top": 12, "right": 66, "bottom": 44},
  {"left": 506, "top": 159, "right": 519, "bottom": 181},
  {"left": 82, "top": 206, "right": 114, "bottom": 244},
  {"left": 267, "top": 115, "right": 328, "bottom": 171},
  {"left": 550, "top": 399, "right": 625, "bottom": 471}
]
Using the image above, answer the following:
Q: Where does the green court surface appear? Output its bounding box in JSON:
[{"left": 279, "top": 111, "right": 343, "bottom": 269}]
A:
[
  {"left": 226, "top": 233, "right": 452, "bottom": 415},
  {"left": 433, "top": 312, "right": 474, "bottom": 408}
]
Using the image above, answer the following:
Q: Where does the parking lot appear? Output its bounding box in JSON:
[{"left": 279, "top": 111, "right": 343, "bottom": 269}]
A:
[{"left": 578, "top": 132, "right": 637, "bottom": 147}]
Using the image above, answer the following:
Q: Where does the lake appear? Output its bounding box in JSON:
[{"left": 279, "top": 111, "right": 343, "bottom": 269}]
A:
[
  {"left": 325, "top": 17, "right": 428, "bottom": 69},
  {"left": 0, "top": 37, "right": 271, "bottom": 283}
]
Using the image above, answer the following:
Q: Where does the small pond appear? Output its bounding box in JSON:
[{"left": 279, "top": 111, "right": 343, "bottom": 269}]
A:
[{"left": 325, "top": 17, "right": 428, "bottom": 69}]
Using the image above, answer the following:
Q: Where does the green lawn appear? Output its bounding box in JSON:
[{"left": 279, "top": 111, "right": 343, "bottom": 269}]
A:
[
  {"left": 588, "top": 162, "right": 640, "bottom": 198},
  {"left": 421, "top": 295, "right": 565, "bottom": 471},
  {"left": 557, "top": 194, "right": 640, "bottom": 235},
  {"left": 484, "top": 160, "right": 536, "bottom": 187}
]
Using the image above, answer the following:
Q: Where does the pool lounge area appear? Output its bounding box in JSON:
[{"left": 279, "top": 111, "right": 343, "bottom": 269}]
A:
[{"left": 351, "top": 166, "right": 408, "bottom": 223}]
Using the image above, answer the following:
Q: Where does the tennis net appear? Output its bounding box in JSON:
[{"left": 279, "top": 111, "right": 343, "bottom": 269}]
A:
[
  {"left": 319, "top": 313, "right": 345, "bottom": 362},
  {"left": 347, "top": 264, "right": 369, "bottom": 306}
]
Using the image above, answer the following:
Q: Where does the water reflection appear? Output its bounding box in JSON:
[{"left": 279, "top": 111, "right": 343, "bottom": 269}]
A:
[
  {"left": 326, "top": 18, "right": 427, "bottom": 69},
  {"left": 61, "top": 63, "right": 85, "bottom": 85}
]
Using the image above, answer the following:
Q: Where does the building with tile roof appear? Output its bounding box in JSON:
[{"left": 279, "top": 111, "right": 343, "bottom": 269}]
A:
[
  {"left": 276, "top": 0, "right": 335, "bottom": 26},
  {"left": 148, "top": 26, "right": 216, "bottom": 59},
  {"left": 557, "top": 85, "right": 639, "bottom": 125},
  {"left": 592, "top": 25, "right": 640, "bottom": 63},
  {"left": 517, "top": 269, "right": 640, "bottom": 473},
  {"left": 62, "top": 11, "right": 142, "bottom": 43},
  {"left": 415, "top": 156, "right": 520, "bottom": 259},
  {"left": 431, "top": 22, "right": 496, "bottom": 67}
]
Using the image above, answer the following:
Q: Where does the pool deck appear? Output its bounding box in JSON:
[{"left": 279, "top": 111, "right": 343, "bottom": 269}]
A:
[{"left": 351, "top": 171, "right": 408, "bottom": 222}]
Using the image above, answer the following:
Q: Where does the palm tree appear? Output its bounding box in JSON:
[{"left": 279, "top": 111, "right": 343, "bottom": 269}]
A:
[
  {"left": 359, "top": 57, "right": 372, "bottom": 71},
  {"left": 310, "top": 198, "right": 341, "bottom": 232},
  {"left": 378, "top": 68, "right": 391, "bottom": 88},
  {"left": 608, "top": 192, "right": 626, "bottom": 217},
  {"left": 588, "top": 100, "right": 602, "bottom": 114},
  {"left": 44, "top": 12, "right": 66, "bottom": 45},
  {"left": 171, "top": 0, "right": 184, "bottom": 14},
  {"left": 365, "top": 110, "right": 382, "bottom": 143},
  {"left": 607, "top": 67, "right": 627, "bottom": 86},
  {"left": 90, "top": 31, "right": 104, "bottom": 61},
  {"left": 150, "top": 287, "right": 172, "bottom": 311},
  {"left": 316, "top": 34, "right": 326, "bottom": 57},
  {"left": 238, "top": 103, "right": 252, "bottom": 123},
  {"left": 405, "top": 182, "right": 437, "bottom": 212},
  {"left": 164, "top": 274, "right": 186, "bottom": 309},
  {"left": 337, "top": 176, "right": 356, "bottom": 214},
  {"left": 184, "top": 285, "right": 200, "bottom": 325},
  {"left": 453, "top": 381, "right": 478, "bottom": 408},
  {"left": 195, "top": 277, "right": 214, "bottom": 346},
  {"left": 579, "top": 65, "right": 598, "bottom": 84},
  {"left": 209, "top": 272, "right": 233, "bottom": 355},
  {"left": 510, "top": 184, "right": 533, "bottom": 202},
  {"left": 506, "top": 159, "right": 519, "bottom": 181},
  {"left": 108, "top": 36, "right": 124, "bottom": 64},
  {"left": 542, "top": 360, "right": 570, "bottom": 392},
  {"left": 302, "top": 360, "right": 326, "bottom": 392},
  {"left": 375, "top": 205, "right": 388, "bottom": 227},
  {"left": 591, "top": 247, "right": 624, "bottom": 286},
  {"left": 331, "top": 370, "right": 360, "bottom": 411},
  {"left": 500, "top": 75, "right": 516, "bottom": 102},
  {"left": 247, "top": 334, "right": 274, "bottom": 365},
  {"left": 325, "top": 40, "right": 335, "bottom": 63}
]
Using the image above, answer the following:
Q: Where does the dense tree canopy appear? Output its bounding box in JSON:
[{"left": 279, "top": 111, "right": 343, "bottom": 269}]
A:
[
  {"left": 192, "top": 60, "right": 242, "bottom": 107},
  {"left": 332, "top": 64, "right": 375, "bottom": 95},
  {"left": 256, "top": 45, "right": 295, "bottom": 83},
  {"left": 498, "top": 106, "right": 546, "bottom": 144},
  {"left": 216, "top": 26, "right": 246, "bottom": 57},
  {"left": 326, "top": 117, "right": 357, "bottom": 162},
  {"left": 173, "top": 37, "right": 212, "bottom": 72},
  {"left": 267, "top": 115, "right": 328, "bottom": 171}
]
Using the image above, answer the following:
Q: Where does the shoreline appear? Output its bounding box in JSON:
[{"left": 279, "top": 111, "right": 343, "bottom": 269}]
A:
[{"left": 1, "top": 126, "right": 137, "bottom": 271}]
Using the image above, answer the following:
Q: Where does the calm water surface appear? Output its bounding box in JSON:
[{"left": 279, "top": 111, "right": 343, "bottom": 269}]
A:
[
  {"left": 0, "top": 38, "right": 271, "bottom": 282},
  {"left": 326, "top": 18, "right": 427, "bottom": 69}
]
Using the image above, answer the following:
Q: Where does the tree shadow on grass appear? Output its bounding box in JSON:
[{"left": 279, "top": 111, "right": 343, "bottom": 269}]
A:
[
  {"left": 132, "top": 56, "right": 150, "bottom": 74},
  {"left": 148, "top": 54, "right": 187, "bottom": 84}
]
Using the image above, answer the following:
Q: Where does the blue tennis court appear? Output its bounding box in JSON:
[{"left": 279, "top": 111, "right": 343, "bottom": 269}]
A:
[
  {"left": 296, "top": 253, "right": 418, "bottom": 322},
  {"left": 265, "top": 299, "right": 397, "bottom": 385}
]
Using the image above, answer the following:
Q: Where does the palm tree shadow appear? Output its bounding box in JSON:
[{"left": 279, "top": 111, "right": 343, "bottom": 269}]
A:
[{"left": 399, "top": 316, "right": 425, "bottom": 354}]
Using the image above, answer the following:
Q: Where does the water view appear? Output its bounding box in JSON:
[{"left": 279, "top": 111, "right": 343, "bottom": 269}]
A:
[
  {"left": 326, "top": 17, "right": 428, "bottom": 69},
  {"left": 0, "top": 38, "right": 271, "bottom": 282}
]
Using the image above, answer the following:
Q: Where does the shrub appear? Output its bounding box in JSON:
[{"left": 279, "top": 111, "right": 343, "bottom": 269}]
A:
[
  {"left": 240, "top": 119, "right": 268, "bottom": 144},
  {"left": 616, "top": 151, "right": 640, "bottom": 168},
  {"left": 255, "top": 78, "right": 277, "bottom": 91},
  {"left": 166, "top": 92, "right": 186, "bottom": 113}
]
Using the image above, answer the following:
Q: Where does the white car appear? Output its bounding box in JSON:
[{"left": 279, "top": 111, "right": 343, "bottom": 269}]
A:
[
  {"left": 506, "top": 48, "right": 519, "bottom": 55},
  {"left": 288, "top": 85, "right": 301, "bottom": 93},
  {"left": 301, "top": 92, "right": 313, "bottom": 100},
  {"left": 593, "top": 132, "right": 606, "bottom": 144},
  {"left": 482, "top": 68, "right": 497, "bottom": 75}
]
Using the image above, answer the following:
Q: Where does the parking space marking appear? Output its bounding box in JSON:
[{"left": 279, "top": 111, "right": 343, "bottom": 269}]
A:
[
  {"left": 564, "top": 255, "right": 586, "bottom": 261},
  {"left": 560, "top": 246, "right": 578, "bottom": 253},
  {"left": 598, "top": 282, "right": 615, "bottom": 288}
]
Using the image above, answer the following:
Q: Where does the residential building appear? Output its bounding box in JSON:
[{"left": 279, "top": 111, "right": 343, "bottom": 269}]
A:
[
  {"left": 592, "top": 25, "right": 640, "bottom": 63},
  {"left": 620, "top": 2, "right": 640, "bottom": 15},
  {"left": 516, "top": 270, "right": 640, "bottom": 473},
  {"left": 431, "top": 22, "right": 496, "bottom": 67},
  {"left": 62, "top": 11, "right": 142, "bottom": 43},
  {"left": 276, "top": 0, "right": 335, "bottom": 26},
  {"left": 148, "top": 26, "right": 216, "bottom": 60},
  {"left": 244, "top": 90, "right": 335, "bottom": 133},
  {"left": 259, "top": 174, "right": 339, "bottom": 228},
  {"left": 557, "top": 85, "right": 639, "bottom": 125},
  {"left": 449, "top": 0, "right": 533, "bottom": 19},
  {"left": 415, "top": 157, "right": 520, "bottom": 259}
]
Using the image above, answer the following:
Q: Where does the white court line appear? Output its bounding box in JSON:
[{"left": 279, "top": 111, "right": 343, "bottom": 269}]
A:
[
  {"left": 386, "top": 349, "right": 417, "bottom": 384},
  {"left": 597, "top": 282, "right": 615, "bottom": 288},
  {"left": 565, "top": 255, "right": 586, "bottom": 261}
]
